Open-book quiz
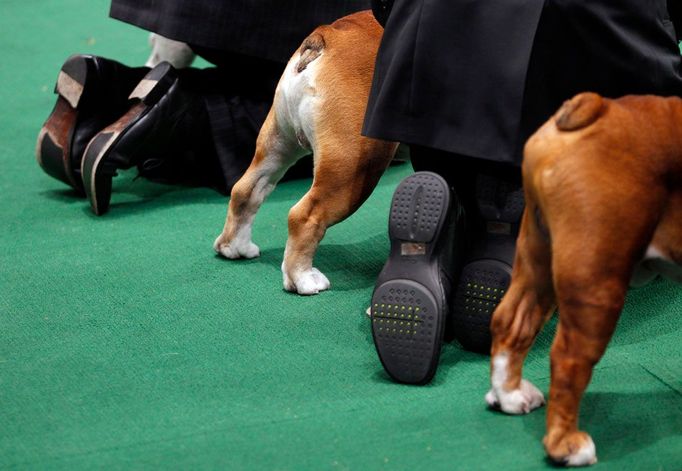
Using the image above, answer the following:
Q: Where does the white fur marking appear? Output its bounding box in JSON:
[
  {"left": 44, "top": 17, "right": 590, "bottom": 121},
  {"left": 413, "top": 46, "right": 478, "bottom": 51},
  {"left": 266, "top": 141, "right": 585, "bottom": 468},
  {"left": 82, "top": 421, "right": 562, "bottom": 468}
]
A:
[
  {"left": 491, "top": 353, "right": 509, "bottom": 389},
  {"left": 486, "top": 353, "right": 545, "bottom": 414},
  {"left": 214, "top": 230, "right": 260, "bottom": 260},
  {"left": 282, "top": 263, "right": 330, "bottom": 295},
  {"left": 565, "top": 437, "right": 597, "bottom": 467},
  {"left": 276, "top": 52, "right": 321, "bottom": 154}
]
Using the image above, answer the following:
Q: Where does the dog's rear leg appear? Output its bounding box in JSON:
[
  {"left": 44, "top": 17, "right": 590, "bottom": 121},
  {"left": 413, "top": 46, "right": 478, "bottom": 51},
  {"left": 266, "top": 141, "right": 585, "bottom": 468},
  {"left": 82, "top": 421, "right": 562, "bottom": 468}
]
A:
[
  {"left": 543, "top": 246, "right": 629, "bottom": 467},
  {"left": 542, "top": 195, "right": 661, "bottom": 466},
  {"left": 486, "top": 205, "right": 555, "bottom": 414},
  {"left": 214, "top": 109, "right": 304, "bottom": 259},
  {"left": 282, "top": 139, "right": 397, "bottom": 295}
]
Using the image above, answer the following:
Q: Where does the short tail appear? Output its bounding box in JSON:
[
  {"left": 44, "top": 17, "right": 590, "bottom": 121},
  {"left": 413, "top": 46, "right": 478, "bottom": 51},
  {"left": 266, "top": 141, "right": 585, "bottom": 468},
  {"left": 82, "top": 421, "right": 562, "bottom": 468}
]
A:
[
  {"left": 555, "top": 92, "right": 605, "bottom": 131},
  {"left": 296, "top": 32, "right": 326, "bottom": 73}
]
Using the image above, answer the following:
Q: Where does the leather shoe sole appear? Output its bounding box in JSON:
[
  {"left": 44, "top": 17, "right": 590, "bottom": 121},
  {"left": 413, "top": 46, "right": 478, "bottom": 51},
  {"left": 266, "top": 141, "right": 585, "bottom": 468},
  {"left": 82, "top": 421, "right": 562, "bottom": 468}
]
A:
[
  {"left": 36, "top": 54, "right": 93, "bottom": 193},
  {"left": 81, "top": 62, "right": 177, "bottom": 215},
  {"left": 371, "top": 172, "right": 453, "bottom": 384}
]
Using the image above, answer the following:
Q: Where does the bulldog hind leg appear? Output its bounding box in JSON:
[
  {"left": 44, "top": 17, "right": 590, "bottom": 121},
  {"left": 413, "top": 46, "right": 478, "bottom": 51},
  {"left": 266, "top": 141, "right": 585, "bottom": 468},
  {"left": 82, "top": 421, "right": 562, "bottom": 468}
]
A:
[
  {"left": 282, "top": 138, "right": 396, "bottom": 295},
  {"left": 543, "top": 261, "right": 626, "bottom": 467},
  {"left": 542, "top": 189, "right": 665, "bottom": 466},
  {"left": 486, "top": 206, "right": 555, "bottom": 414}
]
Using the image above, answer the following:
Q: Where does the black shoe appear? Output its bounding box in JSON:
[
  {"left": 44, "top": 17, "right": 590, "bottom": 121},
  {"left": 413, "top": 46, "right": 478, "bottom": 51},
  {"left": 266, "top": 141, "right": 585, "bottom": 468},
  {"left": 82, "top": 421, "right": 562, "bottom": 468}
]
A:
[
  {"left": 451, "top": 175, "right": 525, "bottom": 354},
  {"left": 371, "top": 172, "right": 462, "bottom": 384},
  {"left": 36, "top": 54, "right": 149, "bottom": 193},
  {"left": 80, "top": 62, "right": 205, "bottom": 215}
]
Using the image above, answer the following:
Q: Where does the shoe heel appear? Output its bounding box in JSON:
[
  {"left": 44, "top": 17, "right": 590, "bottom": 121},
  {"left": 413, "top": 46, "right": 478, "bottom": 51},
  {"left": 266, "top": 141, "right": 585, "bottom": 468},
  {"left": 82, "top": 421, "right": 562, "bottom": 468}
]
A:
[
  {"left": 37, "top": 54, "right": 96, "bottom": 193},
  {"left": 36, "top": 97, "right": 82, "bottom": 190},
  {"left": 128, "top": 62, "right": 176, "bottom": 105},
  {"left": 55, "top": 54, "right": 93, "bottom": 108},
  {"left": 389, "top": 172, "right": 449, "bottom": 244},
  {"left": 81, "top": 131, "right": 118, "bottom": 215}
]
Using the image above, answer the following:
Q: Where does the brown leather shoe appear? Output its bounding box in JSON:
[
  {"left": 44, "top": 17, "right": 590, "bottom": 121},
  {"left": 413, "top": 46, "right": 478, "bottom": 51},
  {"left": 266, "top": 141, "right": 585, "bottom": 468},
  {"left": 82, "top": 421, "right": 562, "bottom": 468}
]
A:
[{"left": 36, "top": 54, "right": 148, "bottom": 193}]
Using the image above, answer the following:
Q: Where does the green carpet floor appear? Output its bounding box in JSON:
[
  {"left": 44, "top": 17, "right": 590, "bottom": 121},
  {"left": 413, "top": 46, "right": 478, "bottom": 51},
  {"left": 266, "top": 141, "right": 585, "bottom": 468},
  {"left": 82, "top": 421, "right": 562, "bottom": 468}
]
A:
[{"left": 1, "top": 1, "right": 681, "bottom": 469}]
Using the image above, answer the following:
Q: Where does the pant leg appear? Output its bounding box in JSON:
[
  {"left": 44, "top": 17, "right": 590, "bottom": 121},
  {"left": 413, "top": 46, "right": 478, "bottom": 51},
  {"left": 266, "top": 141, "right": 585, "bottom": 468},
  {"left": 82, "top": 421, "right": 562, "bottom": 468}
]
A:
[{"left": 143, "top": 48, "right": 308, "bottom": 194}]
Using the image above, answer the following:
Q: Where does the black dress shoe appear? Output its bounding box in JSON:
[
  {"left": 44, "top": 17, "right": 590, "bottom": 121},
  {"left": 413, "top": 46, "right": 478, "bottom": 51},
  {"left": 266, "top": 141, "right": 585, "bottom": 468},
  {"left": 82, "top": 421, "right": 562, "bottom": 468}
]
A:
[
  {"left": 36, "top": 54, "right": 149, "bottom": 193},
  {"left": 80, "top": 62, "right": 206, "bottom": 215},
  {"left": 451, "top": 175, "right": 525, "bottom": 353},
  {"left": 371, "top": 172, "right": 464, "bottom": 384}
]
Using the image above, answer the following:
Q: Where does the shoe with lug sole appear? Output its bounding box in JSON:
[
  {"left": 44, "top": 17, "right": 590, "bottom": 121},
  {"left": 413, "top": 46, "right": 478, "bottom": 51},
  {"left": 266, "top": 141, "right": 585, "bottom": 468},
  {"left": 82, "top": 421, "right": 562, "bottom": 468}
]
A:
[
  {"left": 451, "top": 175, "right": 524, "bottom": 354},
  {"left": 371, "top": 171, "right": 461, "bottom": 384}
]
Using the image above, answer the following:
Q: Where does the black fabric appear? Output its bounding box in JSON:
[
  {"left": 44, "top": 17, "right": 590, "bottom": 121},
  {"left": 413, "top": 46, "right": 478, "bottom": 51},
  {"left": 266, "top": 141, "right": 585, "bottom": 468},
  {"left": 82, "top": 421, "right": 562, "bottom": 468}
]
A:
[
  {"left": 669, "top": 0, "right": 682, "bottom": 40},
  {"left": 110, "top": 0, "right": 370, "bottom": 64},
  {"left": 188, "top": 51, "right": 283, "bottom": 194},
  {"left": 138, "top": 56, "right": 311, "bottom": 195},
  {"left": 363, "top": 0, "right": 682, "bottom": 166},
  {"left": 371, "top": 0, "right": 394, "bottom": 27},
  {"left": 135, "top": 61, "right": 274, "bottom": 194}
]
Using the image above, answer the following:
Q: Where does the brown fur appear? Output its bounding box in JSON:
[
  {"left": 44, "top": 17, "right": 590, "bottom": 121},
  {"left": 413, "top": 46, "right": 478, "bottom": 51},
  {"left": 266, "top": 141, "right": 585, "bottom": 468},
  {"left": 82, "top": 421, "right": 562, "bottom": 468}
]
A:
[
  {"left": 490, "top": 92, "right": 682, "bottom": 463},
  {"left": 555, "top": 92, "right": 605, "bottom": 131}
]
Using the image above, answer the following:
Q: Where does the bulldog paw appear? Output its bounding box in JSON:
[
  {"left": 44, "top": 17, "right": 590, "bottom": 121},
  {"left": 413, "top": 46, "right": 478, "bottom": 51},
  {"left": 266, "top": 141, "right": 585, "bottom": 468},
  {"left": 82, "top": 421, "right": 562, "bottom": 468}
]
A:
[
  {"left": 283, "top": 267, "right": 330, "bottom": 295},
  {"left": 544, "top": 431, "right": 597, "bottom": 467},
  {"left": 485, "top": 379, "right": 545, "bottom": 415},
  {"left": 213, "top": 234, "right": 260, "bottom": 259}
]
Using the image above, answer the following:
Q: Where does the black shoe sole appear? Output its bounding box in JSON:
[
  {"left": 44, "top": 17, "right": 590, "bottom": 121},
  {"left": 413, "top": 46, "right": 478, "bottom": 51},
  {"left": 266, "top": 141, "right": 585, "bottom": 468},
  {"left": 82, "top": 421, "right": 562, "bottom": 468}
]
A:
[
  {"left": 451, "top": 174, "right": 522, "bottom": 354},
  {"left": 35, "top": 54, "right": 95, "bottom": 193},
  {"left": 452, "top": 258, "right": 511, "bottom": 353},
  {"left": 80, "top": 62, "right": 176, "bottom": 216},
  {"left": 371, "top": 172, "right": 451, "bottom": 384}
]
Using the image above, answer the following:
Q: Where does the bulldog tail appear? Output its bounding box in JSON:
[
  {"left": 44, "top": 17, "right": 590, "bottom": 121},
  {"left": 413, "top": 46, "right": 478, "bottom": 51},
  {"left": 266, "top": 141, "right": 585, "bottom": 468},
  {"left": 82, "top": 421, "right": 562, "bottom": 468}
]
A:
[
  {"left": 555, "top": 93, "right": 605, "bottom": 132},
  {"left": 296, "top": 33, "right": 326, "bottom": 73}
]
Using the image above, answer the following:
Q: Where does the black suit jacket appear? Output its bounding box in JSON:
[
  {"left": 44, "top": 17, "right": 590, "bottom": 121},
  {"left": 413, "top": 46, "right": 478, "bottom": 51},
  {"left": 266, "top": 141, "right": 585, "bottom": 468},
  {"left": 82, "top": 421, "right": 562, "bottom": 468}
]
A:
[
  {"left": 363, "top": 0, "right": 682, "bottom": 165},
  {"left": 110, "top": 0, "right": 370, "bottom": 63}
]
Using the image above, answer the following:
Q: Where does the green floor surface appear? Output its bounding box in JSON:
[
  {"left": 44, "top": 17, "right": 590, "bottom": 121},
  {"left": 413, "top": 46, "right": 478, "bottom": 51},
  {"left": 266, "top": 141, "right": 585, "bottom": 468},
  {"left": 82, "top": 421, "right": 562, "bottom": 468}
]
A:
[{"left": 1, "top": 1, "right": 681, "bottom": 469}]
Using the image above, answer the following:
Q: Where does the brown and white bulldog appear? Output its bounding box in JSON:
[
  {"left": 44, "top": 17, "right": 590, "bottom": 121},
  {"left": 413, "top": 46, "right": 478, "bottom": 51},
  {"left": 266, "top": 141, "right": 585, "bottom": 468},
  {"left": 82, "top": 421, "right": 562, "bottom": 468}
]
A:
[
  {"left": 213, "top": 11, "right": 397, "bottom": 294},
  {"left": 485, "top": 92, "right": 682, "bottom": 466}
]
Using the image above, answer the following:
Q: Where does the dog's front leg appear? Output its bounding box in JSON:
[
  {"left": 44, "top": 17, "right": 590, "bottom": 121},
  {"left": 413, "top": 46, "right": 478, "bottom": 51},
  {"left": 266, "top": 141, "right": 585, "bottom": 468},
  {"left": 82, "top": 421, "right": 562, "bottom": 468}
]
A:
[{"left": 486, "top": 208, "right": 555, "bottom": 414}]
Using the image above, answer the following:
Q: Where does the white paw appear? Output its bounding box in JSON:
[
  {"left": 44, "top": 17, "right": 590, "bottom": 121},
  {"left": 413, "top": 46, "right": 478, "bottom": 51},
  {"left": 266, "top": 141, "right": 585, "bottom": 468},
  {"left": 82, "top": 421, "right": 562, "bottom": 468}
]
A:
[
  {"left": 565, "top": 437, "right": 597, "bottom": 467},
  {"left": 213, "top": 234, "right": 260, "bottom": 259},
  {"left": 486, "top": 379, "right": 545, "bottom": 415},
  {"left": 283, "top": 267, "right": 330, "bottom": 295}
]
